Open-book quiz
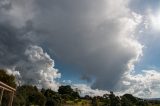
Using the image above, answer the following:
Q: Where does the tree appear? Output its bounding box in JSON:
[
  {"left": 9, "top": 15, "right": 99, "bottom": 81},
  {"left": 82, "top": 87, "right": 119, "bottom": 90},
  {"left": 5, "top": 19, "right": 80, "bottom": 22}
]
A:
[
  {"left": 122, "top": 94, "right": 138, "bottom": 104},
  {"left": 121, "top": 96, "right": 134, "bottom": 106},
  {"left": 0, "top": 69, "right": 16, "bottom": 88},
  {"left": 121, "top": 94, "right": 149, "bottom": 106},
  {"left": 42, "top": 89, "right": 61, "bottom": 106},
  {"left": 58, "top": 85, "right": 73, "bottom": 95},
  {"left": 0, "top": 69, "right": 17, "bottom": 106},
  {"left": 16, "top": 85, "right": 46, "bottom": 106},
  {"left": 109, "top": 91, "right": 121, "bottom": 106},
  {"left": 58, "top": 85, "right": 80, "bottom": 100},
  {"left": 45, "top": 98, "right": 58, "bottom": 106},
  {"left": 13, "top": 93, "right": 25, "bottom": 106},
  {"left": 102, "top": 93, "right": 110, "bottom": 105}
]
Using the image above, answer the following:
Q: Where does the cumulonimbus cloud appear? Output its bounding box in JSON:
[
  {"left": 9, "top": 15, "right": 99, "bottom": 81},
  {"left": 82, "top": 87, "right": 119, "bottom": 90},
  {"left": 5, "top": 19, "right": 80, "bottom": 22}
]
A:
[
  {"left": 0, "top": 0, "right": 142, "bottom": 90},
  {"left": 29, "top": 0, "right": 143, "bottom": 90},
  {"left": 1, "top": 0, "right": 160, "bottom": 97}
]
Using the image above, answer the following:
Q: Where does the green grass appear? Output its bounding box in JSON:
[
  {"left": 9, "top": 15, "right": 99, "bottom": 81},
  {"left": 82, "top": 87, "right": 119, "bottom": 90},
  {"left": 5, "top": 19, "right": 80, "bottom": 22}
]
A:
[{"left": 62, "top": 99, "right": 92, "bottom": 106}]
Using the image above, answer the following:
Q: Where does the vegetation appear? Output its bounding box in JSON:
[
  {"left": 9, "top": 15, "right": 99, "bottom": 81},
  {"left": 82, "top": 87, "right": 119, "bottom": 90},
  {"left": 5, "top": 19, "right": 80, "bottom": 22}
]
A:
[
  {"left": 0, "top": 69, "right": 160, "bottom": 106},
  {"left": 0, "top": 69, "right": 16, "bottom": 88}
]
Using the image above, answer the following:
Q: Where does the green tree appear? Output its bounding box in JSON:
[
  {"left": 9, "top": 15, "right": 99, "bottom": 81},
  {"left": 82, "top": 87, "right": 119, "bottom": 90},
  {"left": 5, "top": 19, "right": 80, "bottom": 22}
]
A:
[
  {"left": 13, "top": 93, "right": 25, "bottom": 106},
  {"left": 58, "top": 85, "right": 73, "bottom": 95},
  {"left": 109, "top": 92, "right": 121, "bottom": 106},
  {"left": 121, "top": 94, "right": 149, "bottom": 106},
  {"left": 58, "top": 85, "right": 80, "bottom": 100},
  {"left": 16, "top": 85, "right": 46, "bottom": 106},
  {"left": 122, "top": 94, "right": 138, "bottom": 104},
  {"left": 0, "top": 69, "right": 16, "bottom": 88},
  {"left": 103, "top": 93, "right": 110, "bottom": 105},
  {"left": 42, "top": 89, "right": 61, "bottom": 106},
  {"left": 121, "top": 96, "right": 134, "bottom": 106},
  {"left": 0, "top": 69, "right": 17, "bottom": 106}
]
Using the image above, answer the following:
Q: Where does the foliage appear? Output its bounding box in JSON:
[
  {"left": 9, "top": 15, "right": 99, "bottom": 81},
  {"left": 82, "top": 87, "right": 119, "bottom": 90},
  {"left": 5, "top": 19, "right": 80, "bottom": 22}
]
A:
[
  {"left": 42, "top": 89, "right": 61, "bottom": 106},
  {"left": 13, "top": 86, "right": 159, "bottom": 106},
  {"left": 13, "top": 93, "right": 25, "bottom": 106},
  {"left": 0, "top": 69, "right": 17, "bottom": 106},
  {"left": 58, "top": 85, "right": 80, "bottom": 100},
  {"left": 58, "top": 85, "right": 73, "bottom": 95},
  {"left": 109, "top": 91, "right": 121, "bottom": 106},
  {"left": 0, "top": 69, "right": 16, "bottom": 88},
  {"left": 122, "top": 94, "right": 138, "bottom": 103},
  {"left": 121, "top": 96, "right": 134, "bottom": 106},
  {"left": 16, "top": 85, "right": 46, "bottom": 106}
]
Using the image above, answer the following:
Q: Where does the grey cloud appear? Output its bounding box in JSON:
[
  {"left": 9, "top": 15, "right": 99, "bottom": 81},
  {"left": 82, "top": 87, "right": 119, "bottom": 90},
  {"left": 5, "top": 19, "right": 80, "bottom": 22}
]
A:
[
  {"left": 0, "top": 0, "right": 11, "bottom": 10},
  {"left": 0, "top": 24, "right": 29, "bottom": 67},
  {"left": 29, "top": 0, "right": 142, "bottom": 90},
  {"left": 0, "top": 0, "right": 143, "bottom": 92},
  {"left": 0, "top": 22, "right": 60, "bottom": 90}
]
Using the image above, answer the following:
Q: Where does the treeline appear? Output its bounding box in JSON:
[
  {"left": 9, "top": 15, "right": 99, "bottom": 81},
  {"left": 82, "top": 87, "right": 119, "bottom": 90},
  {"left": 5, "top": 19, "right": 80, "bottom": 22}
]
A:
[
  {"left": 12, "top": 86, "right": 156, "bottom": 106},
  {"left": 4, "top": 84, "right": 149, "bottom": 106},
  {"left": 0, "top": 69, "right": 160, "bottom": 106},
  {"left": 12, "top": 85, "right": 80, "bottom": 106}
]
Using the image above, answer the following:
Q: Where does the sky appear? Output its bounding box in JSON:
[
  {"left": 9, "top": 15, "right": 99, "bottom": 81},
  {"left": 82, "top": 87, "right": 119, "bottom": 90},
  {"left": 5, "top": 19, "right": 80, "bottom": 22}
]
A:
[{"left": 0, "top": 0, "right": 160, "bottom": 98}]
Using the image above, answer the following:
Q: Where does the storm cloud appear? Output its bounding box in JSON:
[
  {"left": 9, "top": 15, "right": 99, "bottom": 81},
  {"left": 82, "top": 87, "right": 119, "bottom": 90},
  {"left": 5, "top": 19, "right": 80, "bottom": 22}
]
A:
[
  {"left": 30, "top": 0, "right": 143, "bottom": 90},
  {"left": 0, "top": 24, "right": 61, "bottom": 90},
  {"left": 0, "top": 0, "right": 61, "bottom": 89},
  {"left": 0, "top": 0, "right": 151, "bottom": 94}
]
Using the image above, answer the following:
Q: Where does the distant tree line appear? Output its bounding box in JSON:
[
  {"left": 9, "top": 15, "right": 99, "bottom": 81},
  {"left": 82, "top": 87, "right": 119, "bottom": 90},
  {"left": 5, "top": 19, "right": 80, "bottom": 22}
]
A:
[{"left": 0, "top": 69, "right": 160, "bottom": 106}]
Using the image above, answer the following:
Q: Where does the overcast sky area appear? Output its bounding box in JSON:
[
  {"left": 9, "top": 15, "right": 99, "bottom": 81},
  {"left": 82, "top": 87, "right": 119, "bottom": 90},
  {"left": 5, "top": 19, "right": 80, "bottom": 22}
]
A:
[{"left": 0, "top": 0, "right": 160, "bottom": 98}]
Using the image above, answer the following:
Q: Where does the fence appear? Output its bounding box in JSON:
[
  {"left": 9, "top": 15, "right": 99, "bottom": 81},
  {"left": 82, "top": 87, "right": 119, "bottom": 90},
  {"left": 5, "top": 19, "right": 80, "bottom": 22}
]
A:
[{"left": 0, "top": 81, "right": 16, "bottom": 106}]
